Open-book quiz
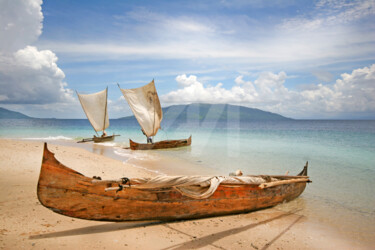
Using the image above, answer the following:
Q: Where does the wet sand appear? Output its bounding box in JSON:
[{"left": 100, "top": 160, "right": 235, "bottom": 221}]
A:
[{"left": 0, "top": 139, "right": 370, "bottom": 249}]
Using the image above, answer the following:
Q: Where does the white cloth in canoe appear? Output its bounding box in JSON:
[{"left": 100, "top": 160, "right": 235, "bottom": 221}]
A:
[{"left": 129, "top": 175, "right": 275, "bottom": 199}]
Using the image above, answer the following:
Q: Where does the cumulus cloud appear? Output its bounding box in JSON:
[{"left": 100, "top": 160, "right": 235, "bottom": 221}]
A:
[
  {"left": 162, "top": 72, "right": 290, "bottom": 106},
  {"left": 0, "top": 46, "right": 74, "bottom": 104},
  {"left": 0, "top": 0, "right": 74, "bottom": 106},
  {"left": 303, "top": 64, "right": 375, "bottom": 113},
  {"left": 161, "top": 65, "right": 375, "bottom": 118},
  {"left": 0, "top": 0, "right": 43, "bottom": 52},
  {"left": 107, "top": 95, "right": 133, "bottom": 118},
  {"left": 162, "top": 74, "right": 237, "bottom": 104}
]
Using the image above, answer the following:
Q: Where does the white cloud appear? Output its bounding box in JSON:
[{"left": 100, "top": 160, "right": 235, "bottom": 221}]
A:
[
  {"left": 281, "top": 0, "right": 375, "bottom": 31},
  {"left": 37, "top": 21, "right": 374, "bottom": 71},
  {"left": 166, "top": 18, "right": 215, "bottom": 33},
  {"left": 298, "top": 65, "right": 375, "bottom": 116},
  {"left": 0, "top": 0, "right": 43, "bottom": 53},
  {"left": 0, "top": 0, "right": 74, "bottom": 106},
  {"left": 0, "top": 46, "right": 74, "bottom": 104},
  {"left": 33, "top": 0, "right": 375, "bottom": 75},
  {"left": 161, "top": 64, "right": 375, "bottom": 118},
  {"left": 162, "top": 74, "right": 236, "bottom": 104},
  {"left": 121, "top": 7, "right": 215, "bottom": 34},
  {"left": 176, "top": 74, "right": 199, "bottom": 87},
  {"left": 314, "top": 64, "right": 375, "bottom": 112},
  {"left": 161, "top": 72, "right": 291, "bottom": 106},
  {"left": 316, "top": 0, "right": 375, "bottom": 23},
  {"left": 107, "top": 95, "right": 133, "bottom": 118}
]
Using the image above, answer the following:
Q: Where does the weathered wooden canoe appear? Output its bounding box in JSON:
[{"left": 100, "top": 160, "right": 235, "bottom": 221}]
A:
[
  {"left": 37, "top": 143, "right": 310, "bottom": 221},
  {"left": 93, "top": 134, "right": 117, "bottom": 143},
  {"left": 129, "top": 135, "right": 192, "bottom": 150}
]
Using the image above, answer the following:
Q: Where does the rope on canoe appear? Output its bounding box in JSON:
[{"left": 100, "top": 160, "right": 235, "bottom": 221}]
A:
[
  {"left": 117, "top": 175, "right": 277, "bottom": 199},
  {"left": 121, "top": 177, "right": 130, "bottom": 185},
  {"left": 102, "top": 175, "right": 310, "bottom": 199},
  {"left": 116, "top": 177, "right": 130, "bottom": 193}
]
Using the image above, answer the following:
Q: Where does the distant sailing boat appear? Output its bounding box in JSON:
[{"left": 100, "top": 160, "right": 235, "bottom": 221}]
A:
[
  {"left": 118, "top": 80, "right": 191, "bottom": 150},
  {"left": 76, "top": 87, "right": 119, "bottom": 143}
]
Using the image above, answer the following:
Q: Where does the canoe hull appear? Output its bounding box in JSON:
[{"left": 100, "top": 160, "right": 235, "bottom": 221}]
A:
[
  {"left": 37, "top": 143, "right": 308, "bottom": 221},
  {"left": 93, "top": 135, "right": 116, "bottom": 143},
  {"left": 129, "top": 136, "right": 192, "bottom": 150},
  {"left": 78, "top": 135, "right": 118, "bottom": 143}
]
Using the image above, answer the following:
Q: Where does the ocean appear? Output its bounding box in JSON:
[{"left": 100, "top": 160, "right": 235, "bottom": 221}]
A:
[{"left": 0, "top": 118, "right": 374, "bottom": 245}]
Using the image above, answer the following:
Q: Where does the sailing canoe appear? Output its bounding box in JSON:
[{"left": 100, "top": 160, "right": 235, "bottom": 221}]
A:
[
  {"left": 119, "top": 80, "right": 191, "bottom": 150},
  {"left": 129, "top": 135, "right": 192, "bottom": 150},
  {"left": 76, "top": 87, "right": 119, "bottom": 143},
  {"left": 37, "top": 143, "right": 310, "bottom": 221},
  {"left": 119, "top": 80, "right": 162, "bottom": 138}
]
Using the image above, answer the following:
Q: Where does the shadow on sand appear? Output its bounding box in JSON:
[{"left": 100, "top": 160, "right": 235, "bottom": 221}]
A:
[
  {"left": 161, "top": 209, "right": 303, "bottom": 250},
  {"left": 29, "top": 221, "right": 163, "bottom": 239},
  {"left": 30, "top": 209, "right": 303, "bottom": 249}
]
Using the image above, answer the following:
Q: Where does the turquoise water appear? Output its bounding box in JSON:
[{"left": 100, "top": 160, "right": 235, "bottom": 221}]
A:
[{"left": 0, "top": 118, "right": 374, "bottom": 243}]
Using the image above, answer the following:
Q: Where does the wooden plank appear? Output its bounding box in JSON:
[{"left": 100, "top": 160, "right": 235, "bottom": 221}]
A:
[{"left": 258, "top": 178, "right": 310, "bottom": 189}]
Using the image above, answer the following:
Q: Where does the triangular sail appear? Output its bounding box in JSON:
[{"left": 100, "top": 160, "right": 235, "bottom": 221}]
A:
[
  {"left": 77, "top": 88, "right": 110, "bottom": 133},
  {"left": 119, "top": 80, "right": 162, "bottom": 137}
]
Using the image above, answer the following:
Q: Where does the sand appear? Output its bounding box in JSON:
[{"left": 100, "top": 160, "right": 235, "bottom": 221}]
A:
[{"left": 0, "top": 139, "right": 370, "bottom": 249}]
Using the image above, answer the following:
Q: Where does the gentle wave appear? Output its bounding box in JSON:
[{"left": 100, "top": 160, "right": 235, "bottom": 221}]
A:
[
  {"left": 127, "top": 162, "right": 164, "bottom": 175},
  {"left": 113, "top": 148, "right": 156, "bottom": 162},
  {"left": 113, "top": 147, "right": 164, "bottom": 175},
  {"left": 95, "top": 142, "right": 118, "bottom": 147}
]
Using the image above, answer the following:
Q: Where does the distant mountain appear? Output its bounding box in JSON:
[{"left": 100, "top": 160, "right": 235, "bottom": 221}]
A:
[
  {"left": 118, "top": 103, "right": 292, "bottom": 122},
  {"left": 0, "top": 107, "right": 32, "bottom": 119}
]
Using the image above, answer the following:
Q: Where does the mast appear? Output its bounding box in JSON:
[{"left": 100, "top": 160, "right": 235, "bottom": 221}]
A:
[
  {"left": 102, "top": 86, "right": 108, "bottom": 134},
  {"left": 153, "top": 79, "right": 156, "bottom": 138}
]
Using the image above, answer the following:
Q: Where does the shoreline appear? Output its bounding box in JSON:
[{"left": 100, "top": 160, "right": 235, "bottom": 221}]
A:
[
  {"left": 24, "top": 137, "right": 218, "bottom": 176},
  {"left": 0, "top": 138, "right": 372, "bottom": 249}
]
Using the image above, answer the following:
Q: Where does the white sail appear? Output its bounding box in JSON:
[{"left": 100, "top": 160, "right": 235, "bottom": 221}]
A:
[
  {"left": 120, "top": 80, "right": 162, "bottom": 137},
  {"left": 77, "top": 88, "right": 110, "bottom": 133}
]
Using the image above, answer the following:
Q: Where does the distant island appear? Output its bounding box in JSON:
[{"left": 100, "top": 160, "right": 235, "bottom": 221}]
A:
[
  {"left": 118, "top": 103, "right": 292, "bottom": 122},
  {"left": 0, "top": 104, "right": 291, "bottom": 121},
  {"left": 0, "top": 107, "right": 32, "bottom": 119}
]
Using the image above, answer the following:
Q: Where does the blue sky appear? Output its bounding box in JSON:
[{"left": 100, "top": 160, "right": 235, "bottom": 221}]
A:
[{"left": 0, "top": 0, "right": 375, "bottom": 119}]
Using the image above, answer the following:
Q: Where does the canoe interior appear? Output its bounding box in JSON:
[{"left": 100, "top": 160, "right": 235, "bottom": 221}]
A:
[
  {"left": 93, "top": 134, "right": 119, "bottom": 143},
  {"left": 37, "top": 143, "right": 309, "bottom": 222},
  {"left": 129, "top": 135, "right": 192, "bottom": 150},
  {"left": 78, "top": 134, "right": 119, "bottom": 143}
]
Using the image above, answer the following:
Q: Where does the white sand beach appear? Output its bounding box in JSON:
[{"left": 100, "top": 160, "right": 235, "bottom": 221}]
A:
[{"left": 0, "top": 139, "right": 370, "bottom": 249}]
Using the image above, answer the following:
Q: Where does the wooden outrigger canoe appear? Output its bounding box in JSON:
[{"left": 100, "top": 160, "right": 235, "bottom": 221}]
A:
[
  {"left": 119, "top": 80, "right": 192, "bottom": 151},
  {"left": 93, "top": 135, "right": 116, "bottom": 143},
  {"left": 76, "top": 87, "right": 120, "bottom": 143},
  {"left": 78, "top": 134, "right": 120, "bottom": 143},
  {"left": 37, "top": 143, "right": 310, "bottom": 221},
  {"left": 129, "top": 135, "right": 192, "bottom": 150}
]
